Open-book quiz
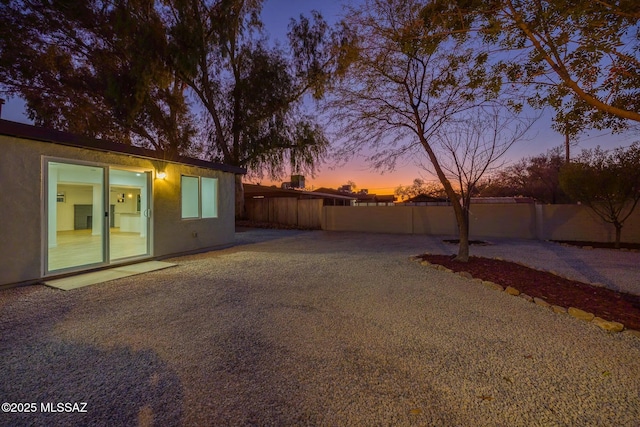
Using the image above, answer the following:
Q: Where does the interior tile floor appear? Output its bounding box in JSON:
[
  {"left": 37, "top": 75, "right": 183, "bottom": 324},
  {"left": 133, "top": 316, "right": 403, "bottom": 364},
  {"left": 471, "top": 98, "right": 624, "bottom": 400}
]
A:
[{"left": 48, "top": 229, "right": 148, "bottom": 271}]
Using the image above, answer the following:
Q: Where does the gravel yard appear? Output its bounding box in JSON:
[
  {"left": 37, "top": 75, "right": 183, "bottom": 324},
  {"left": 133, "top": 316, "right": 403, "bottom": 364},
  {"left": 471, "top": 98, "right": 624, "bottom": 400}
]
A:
[{"left": 1, "top": 229, "right": 639, "bottom": 426}]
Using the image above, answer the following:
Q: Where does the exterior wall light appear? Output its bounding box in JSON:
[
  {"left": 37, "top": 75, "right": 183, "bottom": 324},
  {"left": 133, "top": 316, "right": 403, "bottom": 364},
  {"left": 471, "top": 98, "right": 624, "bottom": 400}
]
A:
[{"left": 156, "top": 171, "right": 167, "bottom": 180}]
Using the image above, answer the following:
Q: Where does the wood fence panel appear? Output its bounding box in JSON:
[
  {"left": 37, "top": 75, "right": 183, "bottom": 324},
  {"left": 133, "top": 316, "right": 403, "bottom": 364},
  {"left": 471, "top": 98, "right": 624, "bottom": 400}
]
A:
[
  {"left": 297, "top": 199, "right": 323, "bottom": 229},
  {"left": 245, "top": 198, "right": 323, "bottom": 228},
  {"left": 245, "top": 199, "right": 269, "bottom": 222}
]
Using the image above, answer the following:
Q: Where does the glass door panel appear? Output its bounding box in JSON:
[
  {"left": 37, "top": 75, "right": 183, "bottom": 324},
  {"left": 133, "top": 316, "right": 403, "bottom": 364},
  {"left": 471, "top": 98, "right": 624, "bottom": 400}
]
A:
[
  {"left": 47, "top": 162, "right": 105, "bottom": 272},
  {"left": 109, "top": 169, "right": 150, "bottom": 261}
]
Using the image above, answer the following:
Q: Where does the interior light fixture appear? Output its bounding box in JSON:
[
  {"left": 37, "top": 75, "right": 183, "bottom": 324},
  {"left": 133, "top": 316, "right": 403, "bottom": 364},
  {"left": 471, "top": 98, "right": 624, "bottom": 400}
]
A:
[{"left": 157, "top": 171, "right": 167, "bottom": 180}]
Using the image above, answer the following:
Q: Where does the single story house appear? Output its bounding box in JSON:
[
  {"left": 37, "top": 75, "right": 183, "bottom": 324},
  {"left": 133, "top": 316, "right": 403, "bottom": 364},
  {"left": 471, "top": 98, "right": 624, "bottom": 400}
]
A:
[
  {"left": 313, "top": 187, "right": 396, "bottom": 206},
  {"left": 0, "top": 119, "right": 245, "bottom": 287},
  {"left": 244, "top": 184, "right": 356, "bottom": 206}
]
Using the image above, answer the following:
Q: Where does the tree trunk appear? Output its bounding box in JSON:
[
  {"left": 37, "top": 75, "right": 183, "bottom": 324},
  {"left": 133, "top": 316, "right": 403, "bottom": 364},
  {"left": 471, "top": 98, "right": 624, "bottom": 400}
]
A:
[
  {"left": 235, "top": 174, "right": 246, "bottom": 219},
  {"left": 417, "top": 133, "right": 470, "bottom": 261},
  {"left": 456, "top": 205, "right": 470, "bottom": 261},
  {"left": 614, "top": 223, "right": 622, "bottom": 249}
]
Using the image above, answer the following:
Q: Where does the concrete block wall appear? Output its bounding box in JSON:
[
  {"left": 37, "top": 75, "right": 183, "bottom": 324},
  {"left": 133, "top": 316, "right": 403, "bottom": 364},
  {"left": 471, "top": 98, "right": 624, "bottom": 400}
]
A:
[
  {"left": 322, "top": 204, "right": 640, "bottom": 243},
  {"left": 536, "top": 204, "right": 640, "bottom": 243},
  {"left": 322, "top": 206, "right": 414, "bottom": 234},
  {"left": 468, "top": 204, "right": 537, "bottom": 239},
  {"left": 412, "top": 206, "right": 457, "bottom": 235}
]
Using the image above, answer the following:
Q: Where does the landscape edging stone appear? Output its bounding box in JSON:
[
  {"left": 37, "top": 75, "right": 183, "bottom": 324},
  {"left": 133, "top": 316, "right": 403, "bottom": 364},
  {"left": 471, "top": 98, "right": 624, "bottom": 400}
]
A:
[{"left": 411, "top": 254, "right": 640, "bottom": 338}]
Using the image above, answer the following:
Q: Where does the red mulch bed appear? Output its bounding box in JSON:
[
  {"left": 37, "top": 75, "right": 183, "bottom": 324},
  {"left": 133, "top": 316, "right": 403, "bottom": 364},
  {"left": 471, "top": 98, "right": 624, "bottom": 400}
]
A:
[{"left": 419, "top": 254, "right": 640, "bottom": 331}]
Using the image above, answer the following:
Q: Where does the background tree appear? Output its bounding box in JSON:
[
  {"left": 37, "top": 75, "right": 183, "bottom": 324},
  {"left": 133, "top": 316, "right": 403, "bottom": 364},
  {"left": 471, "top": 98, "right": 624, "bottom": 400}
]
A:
[
  {"left": 167, "top": 0, "right": 339, "bottom": 216},
  {"left": 1, "top": 0, "right": 338, "bottom": 217},
  {"left": 0, "top": 0, "right": 196, "bottom": 156},
  {"left": 395, "top": 178, "right": 447, "bottom": 201},
  {"left": 559, "top": 142, "right": 640, "bottom": 248},
  {"left": 480, "top": 147, "right": 570, "bottom": 203},
  {"left": 330, "top": 0, "right": 518, "bottom": 261},
  {"left": 421, "top": 0, "right": 640, "bottom": 135}
]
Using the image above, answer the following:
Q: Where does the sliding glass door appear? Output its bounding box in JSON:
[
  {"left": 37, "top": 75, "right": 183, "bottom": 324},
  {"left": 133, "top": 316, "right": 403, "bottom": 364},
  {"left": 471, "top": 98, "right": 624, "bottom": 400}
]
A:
[
  {"left": 46, "top": 161, "right": 106, "bottom": 271},
  {"left": 45, "top": 160, "right": 151, "bottom": 274},
  {"left": 109, "top": 169, "right": 150, "bottom": 261}
]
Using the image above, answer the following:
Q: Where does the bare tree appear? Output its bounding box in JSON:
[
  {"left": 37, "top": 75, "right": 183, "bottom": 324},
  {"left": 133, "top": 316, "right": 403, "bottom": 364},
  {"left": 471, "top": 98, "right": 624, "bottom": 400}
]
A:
[
  {"left": 329, "top": 0, "right": 522, "bottom": 261},
  {"left": 428, "top": 107, "right": 535, "bottom": 246}
]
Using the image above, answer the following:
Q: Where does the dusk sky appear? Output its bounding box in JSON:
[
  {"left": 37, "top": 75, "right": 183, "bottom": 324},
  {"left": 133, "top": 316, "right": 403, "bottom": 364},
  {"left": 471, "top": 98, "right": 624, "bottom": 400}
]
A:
[{"left": 2, "top": 0, "right": 637, "bottom": 194}]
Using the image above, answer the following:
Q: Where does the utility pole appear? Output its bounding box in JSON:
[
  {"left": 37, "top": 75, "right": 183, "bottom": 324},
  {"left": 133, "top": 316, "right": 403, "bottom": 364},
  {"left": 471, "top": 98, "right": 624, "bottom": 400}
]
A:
[{"left": 0, "top": 98, "right": 5, "bottom": 119}]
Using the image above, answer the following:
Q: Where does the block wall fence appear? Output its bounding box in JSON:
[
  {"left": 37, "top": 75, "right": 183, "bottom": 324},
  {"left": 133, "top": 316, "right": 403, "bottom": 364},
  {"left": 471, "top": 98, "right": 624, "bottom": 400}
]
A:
[
  {"left": 321, "top": 204, "right": 640, "bottom": 243},
  {"left": 245, "top": 198, "right": 640, "bottom": 242}
]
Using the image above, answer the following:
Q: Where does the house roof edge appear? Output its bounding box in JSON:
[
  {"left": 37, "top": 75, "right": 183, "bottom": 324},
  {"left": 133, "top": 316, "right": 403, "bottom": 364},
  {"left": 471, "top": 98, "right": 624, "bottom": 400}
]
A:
[{"left": 0, "top": 119, "right": 246, "bottom": 175}]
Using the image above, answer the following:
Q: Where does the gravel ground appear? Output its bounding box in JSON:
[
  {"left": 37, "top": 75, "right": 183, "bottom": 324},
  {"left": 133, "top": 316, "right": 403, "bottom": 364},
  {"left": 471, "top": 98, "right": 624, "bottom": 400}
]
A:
[{"left": 1, "top": 229, "right": 639, "bottom": 426}]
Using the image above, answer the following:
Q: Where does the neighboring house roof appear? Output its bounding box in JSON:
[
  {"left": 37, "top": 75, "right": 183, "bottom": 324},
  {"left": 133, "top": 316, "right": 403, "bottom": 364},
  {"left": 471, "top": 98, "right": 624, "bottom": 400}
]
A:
[
  {"left": 313, "top": 187, "right": 394, "bottom": 203},
  {"left": 469, "top": 197, "right": 536, "bottom": 204},
  {"left": 356, "top": 194, "right": 396, "bottom": 203},
  {"left": 405, "top": 194, "right": 449, "bottom": 203},
  {"left": 313, "top": 187, "right": 348, "bottom": 196},
  {"left": 245, "top": 184, "right": 356, "bottom": 201},
  {"left": 0, "top": 119, "right": 246, "bottom": 174}
]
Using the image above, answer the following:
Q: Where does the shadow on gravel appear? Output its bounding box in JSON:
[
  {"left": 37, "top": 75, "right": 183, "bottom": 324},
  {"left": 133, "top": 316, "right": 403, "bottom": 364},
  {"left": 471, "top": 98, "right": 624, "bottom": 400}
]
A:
[
  {"left": 546, "top": 243, "right": 617, "bottom": 290},
  {"left": 0, "top": 293, "right": 184, "bottom": 427},
  {"left": 233, "top": 228, "right": 310, "bottom": 247}
]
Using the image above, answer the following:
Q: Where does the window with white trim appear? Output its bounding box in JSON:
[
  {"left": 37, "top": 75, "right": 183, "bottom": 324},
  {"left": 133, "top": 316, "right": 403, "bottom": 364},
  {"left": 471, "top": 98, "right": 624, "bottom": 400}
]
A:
[
  {"left": 201, "top": 177, "right": 218, "bottom": 218},
  {"left": 181, "top": 175, "right": 218, "bottom": 219}
]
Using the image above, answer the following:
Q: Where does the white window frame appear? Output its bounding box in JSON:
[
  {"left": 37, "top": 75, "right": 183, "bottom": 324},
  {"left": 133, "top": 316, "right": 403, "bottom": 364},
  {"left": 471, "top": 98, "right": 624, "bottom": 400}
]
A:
[
  {"left": 201, "top": 177, "right": 218, "bottom": 218},
  {"left": 181, "top": 175, "right": 219, "bottom": 219}
]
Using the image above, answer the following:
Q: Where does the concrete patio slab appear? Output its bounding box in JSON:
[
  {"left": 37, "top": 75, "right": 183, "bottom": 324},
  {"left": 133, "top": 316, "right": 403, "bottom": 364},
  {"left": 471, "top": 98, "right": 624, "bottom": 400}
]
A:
[{"left": 43, "top": 261, "right": 176, "bottom": 290}]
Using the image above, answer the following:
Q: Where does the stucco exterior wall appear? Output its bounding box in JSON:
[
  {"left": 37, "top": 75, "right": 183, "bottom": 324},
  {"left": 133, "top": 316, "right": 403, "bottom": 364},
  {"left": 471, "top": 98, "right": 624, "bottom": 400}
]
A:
[
  {"left": 468, "top": 204, "right": 537, "bottom": 239},
  {"left": 322, "top": 206, "right": 414, "bottom": 234},
  {"left": 0, "top": 134, "right": 237, "bottom": 286},
  {"left": 152, "top": 161, "right": 235, "bottom": 257},
  {"left": 0, "top": 135, "right": 43, "bottom": 285},
  {"left": 323, "top": 204, "right": 640, "bottom": 242},
  {"left": 536, "top": 204, "right": 640, "bottom": 243},
  {"left": 412, "top": 206, "right": 457, "bottom": 235}
]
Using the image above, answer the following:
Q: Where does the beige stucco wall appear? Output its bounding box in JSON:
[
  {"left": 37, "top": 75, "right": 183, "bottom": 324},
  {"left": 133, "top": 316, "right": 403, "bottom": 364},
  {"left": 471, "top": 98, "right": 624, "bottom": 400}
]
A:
[
  {"left": 468, "top": 204, "right": 537, "bottom": 239},
  {"left": 152, "top": 161, "right": 235, "bottom": 258},
  {"left": 0, "top": 135, "right": 43, "bottom": 285},
  {"left": 0, "top": 134, "right": 237, "bottom": 286},
  {"left": 322, "top": 206, "right": 414, "bottom": 234},
  {"left": 323, "top": 204, "right": 640, "bottom": 242},
  {"left": 537, "top": 204, "right": 640, "bottom": 243},
  {"left": 412, "top": 206, "right": 457, "bottom": 235}
]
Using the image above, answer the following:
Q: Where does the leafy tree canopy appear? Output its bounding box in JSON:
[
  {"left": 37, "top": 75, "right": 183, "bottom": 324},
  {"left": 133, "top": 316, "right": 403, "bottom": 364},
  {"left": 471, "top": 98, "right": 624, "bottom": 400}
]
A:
[
  {"left": 1, "top": 0, "right": 341, "bottom": 216},
  {"left": 395, "top": 178, "right": 447, "bottom": 201},
  {"left": 0, "top": 0, "right": 196, "bottom": 156},
  {"left": 0, "top": 0, "right": 339, "bottom": 180},
  {"left": 420, "top": 0, "right": 640, "bottom": 134}
]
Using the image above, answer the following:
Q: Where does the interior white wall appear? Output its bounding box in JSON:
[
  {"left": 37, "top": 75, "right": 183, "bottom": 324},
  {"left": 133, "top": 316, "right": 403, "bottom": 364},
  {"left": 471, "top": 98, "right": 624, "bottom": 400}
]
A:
[{"left": 56, "top": 184, "right": 93, "bottom": 231}]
